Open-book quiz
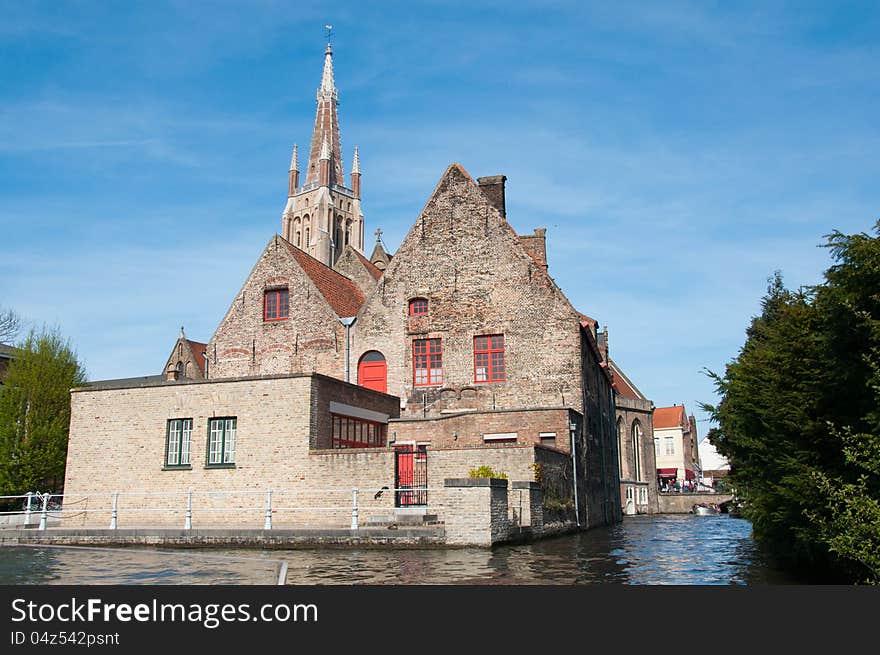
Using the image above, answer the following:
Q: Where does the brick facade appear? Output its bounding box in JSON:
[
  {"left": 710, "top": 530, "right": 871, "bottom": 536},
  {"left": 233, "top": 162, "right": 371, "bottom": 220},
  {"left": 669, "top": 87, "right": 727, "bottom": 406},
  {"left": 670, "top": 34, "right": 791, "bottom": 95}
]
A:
[{"left": 207, "top": 236, "right": 350, "bottom": 380}]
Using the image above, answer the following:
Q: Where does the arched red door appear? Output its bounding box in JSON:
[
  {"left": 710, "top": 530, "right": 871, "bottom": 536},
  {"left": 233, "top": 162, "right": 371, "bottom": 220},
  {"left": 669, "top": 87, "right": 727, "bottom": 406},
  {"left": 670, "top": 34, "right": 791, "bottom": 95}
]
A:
[{"left": 358, "top": 351, "right": 387, "bottom": 393}]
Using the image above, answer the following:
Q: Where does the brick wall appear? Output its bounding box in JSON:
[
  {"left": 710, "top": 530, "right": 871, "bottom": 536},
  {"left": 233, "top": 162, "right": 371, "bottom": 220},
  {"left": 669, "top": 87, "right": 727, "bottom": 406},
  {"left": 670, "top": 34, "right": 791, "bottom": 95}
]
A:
[
  {"left": 207, "top": 236, "right": 347, "bottom": 380},
  {"left": 616, "top": 396, "right": 659, "bottom": 514},
  {"left": 389, "top": 407, "right": 571, "bottom": 451},
  {"left": 64, "top": 374, "right": 399, "bottom": 529},
  {"left": 350, "top": 165, "right": 585, "bottom": 419}
]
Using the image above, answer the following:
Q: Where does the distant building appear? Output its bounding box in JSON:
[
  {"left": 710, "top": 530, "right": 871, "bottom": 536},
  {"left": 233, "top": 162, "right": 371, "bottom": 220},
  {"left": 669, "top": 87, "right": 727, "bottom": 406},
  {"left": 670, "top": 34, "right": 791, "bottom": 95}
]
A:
[
  {"left": 0, "top": 343, "right": 17, "bottom": 384},
  {"left": 162, "top": 327, "right": 207, "bottom": 381},
  {"left": 653, "top": 404, "right": 701, "bottom": 489},
  {"left": 698, "top": 437, "right": 729, "bottom": 488}
]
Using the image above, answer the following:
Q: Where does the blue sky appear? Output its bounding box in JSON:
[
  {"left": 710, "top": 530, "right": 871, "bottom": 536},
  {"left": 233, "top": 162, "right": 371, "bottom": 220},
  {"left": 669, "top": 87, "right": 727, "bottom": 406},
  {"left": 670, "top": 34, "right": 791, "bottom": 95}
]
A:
[{"left": 1, "top": 1, "right": 878, "bottom": 439}]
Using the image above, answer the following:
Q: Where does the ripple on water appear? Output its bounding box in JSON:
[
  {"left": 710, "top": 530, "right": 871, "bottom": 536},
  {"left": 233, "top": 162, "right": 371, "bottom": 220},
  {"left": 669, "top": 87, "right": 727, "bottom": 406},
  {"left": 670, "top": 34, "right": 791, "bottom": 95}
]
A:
[{"left": 0, "top": 515, "right": 795, "bottom": 585}]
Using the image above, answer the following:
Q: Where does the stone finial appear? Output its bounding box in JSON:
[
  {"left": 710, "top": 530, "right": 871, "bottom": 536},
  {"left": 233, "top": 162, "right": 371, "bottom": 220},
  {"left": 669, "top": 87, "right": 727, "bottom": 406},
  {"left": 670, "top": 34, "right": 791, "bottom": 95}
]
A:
[
  {"left": 179, "top": 326, "right": 185, "bottom": 339},
  {"left": 290, "top": 144, "right": 299, "bottom": 171},
  {"left": 352, "top": 146, "right": 360, "bottom": 174},
  {"left": 317, "top": 36, "right": 337, "bottom": 101}
]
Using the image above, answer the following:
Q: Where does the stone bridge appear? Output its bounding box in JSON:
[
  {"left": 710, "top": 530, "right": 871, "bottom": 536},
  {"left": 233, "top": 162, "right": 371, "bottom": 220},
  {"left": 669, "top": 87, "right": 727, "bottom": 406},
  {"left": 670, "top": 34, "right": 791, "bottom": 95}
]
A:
[{"left": 657, "top": 493, "right": 734, "bottom": 514}]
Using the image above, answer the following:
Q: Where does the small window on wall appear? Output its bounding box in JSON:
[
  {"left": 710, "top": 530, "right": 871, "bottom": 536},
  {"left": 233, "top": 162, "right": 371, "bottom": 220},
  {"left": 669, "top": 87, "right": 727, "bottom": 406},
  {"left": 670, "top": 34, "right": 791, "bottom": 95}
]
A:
[
  {"left": 165, "top": 418, "right": 192, "bottom": 468},
  {"left": 409, "top": 298, "right": 428, "bottom": 316},
  {"left": 207, "top": 417, "right": 236, "bottom": 466},
  {"left": 264, "top": 289, "right": 289, "bottom": 321},
  {"left": 474, "top": 334, "right": 505, "bottom": 383},
  {"left": 539, "top": 432, "right": 556, "bottom": 445}
]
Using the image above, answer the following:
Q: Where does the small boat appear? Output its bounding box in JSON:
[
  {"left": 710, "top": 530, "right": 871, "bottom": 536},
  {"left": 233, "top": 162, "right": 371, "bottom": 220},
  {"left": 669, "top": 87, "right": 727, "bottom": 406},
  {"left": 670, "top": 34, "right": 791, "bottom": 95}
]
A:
[{"left": 692, "top": 503, "right": 720, "bottom": 516}]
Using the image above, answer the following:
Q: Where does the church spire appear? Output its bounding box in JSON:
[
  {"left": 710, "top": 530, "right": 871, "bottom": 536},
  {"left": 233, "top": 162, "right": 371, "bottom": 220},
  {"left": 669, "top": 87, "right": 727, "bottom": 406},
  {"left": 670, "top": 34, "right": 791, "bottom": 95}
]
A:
[
  {"left": 282, "top": 29, "right": 365, "bottom": 267},
  {"left": 305, "top": 32, "right": 343, "bottom": 187}
]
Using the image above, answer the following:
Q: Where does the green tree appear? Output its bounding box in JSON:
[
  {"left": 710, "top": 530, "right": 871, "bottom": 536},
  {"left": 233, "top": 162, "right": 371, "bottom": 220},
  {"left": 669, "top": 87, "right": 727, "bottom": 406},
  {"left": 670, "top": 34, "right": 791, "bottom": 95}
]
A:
[
  {"left": 703, "top": 221, "right": 880, "bottom": 583},
  {"left": 0, "top": 327, "right": 87, "bottom": 494}
]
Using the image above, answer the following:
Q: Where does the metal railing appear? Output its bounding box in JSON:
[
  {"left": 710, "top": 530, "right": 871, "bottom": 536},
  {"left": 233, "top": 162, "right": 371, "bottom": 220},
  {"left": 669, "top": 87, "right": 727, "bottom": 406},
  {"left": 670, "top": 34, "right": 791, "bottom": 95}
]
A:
[{"left": 0, "top": 488, "right": 439, "bottom": 531}]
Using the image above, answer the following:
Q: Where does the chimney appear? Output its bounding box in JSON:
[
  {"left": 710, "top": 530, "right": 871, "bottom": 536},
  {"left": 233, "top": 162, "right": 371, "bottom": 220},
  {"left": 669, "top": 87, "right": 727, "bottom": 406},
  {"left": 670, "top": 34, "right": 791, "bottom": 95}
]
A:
[
  {"left": 166, "top": 363, "right": 180, "bottom": 382},
  {"left": 477, "top": 175, "right": 506, "bottom": 219},
  {"left": 518, "top": 227, "right": 548, "bottom": 270}
]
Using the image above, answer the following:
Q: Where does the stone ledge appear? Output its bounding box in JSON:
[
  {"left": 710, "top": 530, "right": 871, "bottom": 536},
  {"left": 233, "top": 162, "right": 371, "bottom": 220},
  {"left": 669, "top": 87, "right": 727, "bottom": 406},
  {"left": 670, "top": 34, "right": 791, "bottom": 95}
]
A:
[
  {"left": 444, "top": 477, "right": 509, "bottom": 488},
  {"left": 510, "top": 481, "right": 540, "bottom": 490}
]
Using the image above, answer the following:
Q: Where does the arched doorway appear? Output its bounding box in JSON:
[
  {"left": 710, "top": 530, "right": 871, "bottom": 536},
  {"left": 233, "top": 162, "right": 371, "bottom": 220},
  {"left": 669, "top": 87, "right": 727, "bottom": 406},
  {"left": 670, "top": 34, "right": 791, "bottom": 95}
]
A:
[{"left": 357, "top": 351, "right": 387, "bottom": 393}]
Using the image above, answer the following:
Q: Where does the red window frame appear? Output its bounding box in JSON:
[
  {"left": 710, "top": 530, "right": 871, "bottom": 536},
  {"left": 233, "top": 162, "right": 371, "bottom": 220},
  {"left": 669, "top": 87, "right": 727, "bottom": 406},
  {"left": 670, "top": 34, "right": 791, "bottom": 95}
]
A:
[
  {"left": 263, "top": 289, "right": 289, "bottom": 321},
  {"left": 474, "top": 334, "right": 505, "bottom": 383},
  {"left": 409, "top": 298, "right": 428, "bottom": 316},
  {"left": 413, "top": 338, "right": 442, "bottom": 386},
  {"left": 330, "top": 413, "right": 387, "bottom": 449}
]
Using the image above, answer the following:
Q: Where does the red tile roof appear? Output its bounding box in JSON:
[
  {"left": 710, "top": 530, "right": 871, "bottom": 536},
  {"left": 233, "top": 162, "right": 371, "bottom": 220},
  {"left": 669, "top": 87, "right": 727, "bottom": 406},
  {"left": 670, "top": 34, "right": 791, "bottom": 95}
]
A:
[
  {"left": 613, "top": 371, "right": 640, "bottom": 399},
  {"left": 186, "top": 340, "right": 208, "bottom": 375},
  {"left": 280, "top": 238, "right": 365, "bottom": 317},
  {"left": 352, "top": 248, "right": 383, "bottom": 281},
  {"left": 654, "top": 405, "right": 687, "bottom": 429}
]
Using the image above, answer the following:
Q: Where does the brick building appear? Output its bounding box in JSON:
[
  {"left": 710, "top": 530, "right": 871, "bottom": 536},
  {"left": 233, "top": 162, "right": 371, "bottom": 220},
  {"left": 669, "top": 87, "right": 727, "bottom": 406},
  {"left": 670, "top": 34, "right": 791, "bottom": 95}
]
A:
[{"left": 64, "top": 38, "right": 627, "bottom": 532}]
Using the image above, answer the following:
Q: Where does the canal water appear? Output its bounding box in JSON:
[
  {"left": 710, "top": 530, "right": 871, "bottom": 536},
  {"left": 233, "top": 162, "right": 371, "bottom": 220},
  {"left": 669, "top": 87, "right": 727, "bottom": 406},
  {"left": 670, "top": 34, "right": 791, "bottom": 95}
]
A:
[{"left": 0, "top": 515, "right": 795, "bottom": 585}]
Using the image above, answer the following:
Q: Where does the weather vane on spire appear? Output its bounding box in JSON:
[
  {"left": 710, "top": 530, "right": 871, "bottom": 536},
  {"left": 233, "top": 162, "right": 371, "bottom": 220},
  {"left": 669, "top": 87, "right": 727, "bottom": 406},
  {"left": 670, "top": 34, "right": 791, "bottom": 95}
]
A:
[{"left": 325, "top": 24, "right": 333, "bottom": 48}]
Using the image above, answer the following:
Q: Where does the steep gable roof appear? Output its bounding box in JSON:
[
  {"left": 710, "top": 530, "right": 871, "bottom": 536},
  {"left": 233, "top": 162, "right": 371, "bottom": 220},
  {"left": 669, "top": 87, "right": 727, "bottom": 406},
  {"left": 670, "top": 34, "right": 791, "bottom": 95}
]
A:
[
  {"left": 609, "top": 359, "right": 646, "bottom": 400},
  {"left": 186, "top": 339, "right": 207, "bottom": 375},
  {"left": 352, "top": 248, "right": 383, "bottom": 281},
  {"left": 654, "top": 405, "right": 687, "bottom": 429},
  {"left": 278, "top": 237, "right": 365, "bottom": 317}
]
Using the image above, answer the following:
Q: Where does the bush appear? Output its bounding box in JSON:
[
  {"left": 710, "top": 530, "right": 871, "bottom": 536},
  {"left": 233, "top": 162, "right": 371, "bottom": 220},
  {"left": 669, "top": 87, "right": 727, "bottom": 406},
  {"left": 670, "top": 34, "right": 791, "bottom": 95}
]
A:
[{"left": 467, "top": 465, "right": 507, "bottom": 480}]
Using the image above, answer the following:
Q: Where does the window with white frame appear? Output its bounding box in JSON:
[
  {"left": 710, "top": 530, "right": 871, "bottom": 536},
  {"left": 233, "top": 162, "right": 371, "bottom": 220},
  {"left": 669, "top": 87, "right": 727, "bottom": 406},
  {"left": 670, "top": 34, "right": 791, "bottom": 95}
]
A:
[
  {"left": 664, "top": 435, "right": 675, "bottom": 455},
  {"left": 207, "top": 417, "right": 236, "bottom": 466},
  {"left": 165, "top": 418, "right": 192, "bottom": 467}
]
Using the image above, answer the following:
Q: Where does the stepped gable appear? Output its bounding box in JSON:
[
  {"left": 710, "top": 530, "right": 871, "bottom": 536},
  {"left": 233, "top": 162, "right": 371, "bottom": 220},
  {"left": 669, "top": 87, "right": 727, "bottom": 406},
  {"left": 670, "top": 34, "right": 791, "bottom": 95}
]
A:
[{"left": 278, "top": 236, "right": 365, "bottom": 317}]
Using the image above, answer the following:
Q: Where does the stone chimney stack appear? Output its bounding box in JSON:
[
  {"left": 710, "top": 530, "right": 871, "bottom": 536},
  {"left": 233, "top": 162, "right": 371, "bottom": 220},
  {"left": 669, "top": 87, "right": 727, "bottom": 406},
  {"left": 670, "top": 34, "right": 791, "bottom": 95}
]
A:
[
  {"left": 477, "top": 174, "right": 507, "bottom": 219},
  {"left": 166, "top": 363, "right": 180, "bottom": 382},
  {"left": 518, "top": 227, "right": 548, "bottom": 270}
]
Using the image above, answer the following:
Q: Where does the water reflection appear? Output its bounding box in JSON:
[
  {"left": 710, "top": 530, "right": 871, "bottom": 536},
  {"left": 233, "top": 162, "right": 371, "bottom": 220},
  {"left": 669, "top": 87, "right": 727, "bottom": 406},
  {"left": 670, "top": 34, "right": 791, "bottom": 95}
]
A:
[{"left": 0, "top": 515, "right": 796, "bottom": 585}]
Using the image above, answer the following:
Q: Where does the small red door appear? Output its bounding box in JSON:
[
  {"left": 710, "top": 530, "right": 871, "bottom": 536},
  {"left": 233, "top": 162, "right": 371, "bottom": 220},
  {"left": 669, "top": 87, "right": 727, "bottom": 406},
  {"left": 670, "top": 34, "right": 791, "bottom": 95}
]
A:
[{"left": 358, "top": 351, "right": 387, "bottom": 393}]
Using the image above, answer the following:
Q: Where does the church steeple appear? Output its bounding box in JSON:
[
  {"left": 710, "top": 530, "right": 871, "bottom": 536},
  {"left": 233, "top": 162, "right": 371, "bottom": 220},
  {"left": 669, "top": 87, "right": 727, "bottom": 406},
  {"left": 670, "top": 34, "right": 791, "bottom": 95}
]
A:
[
  {"left": 281, "top": 30, "right": 365, "bottom": 268},
  {"left": 305, "top": 35, "right": 344, "bottom": 187}
]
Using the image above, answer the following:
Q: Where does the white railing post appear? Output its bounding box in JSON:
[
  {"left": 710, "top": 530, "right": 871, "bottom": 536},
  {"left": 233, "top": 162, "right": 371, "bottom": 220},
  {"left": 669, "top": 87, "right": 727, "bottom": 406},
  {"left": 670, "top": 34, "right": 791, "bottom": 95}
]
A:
[
  {"left": 38, "top": 492, "right": 49, "bottom": 531},
  {"left": 184, "top": 491, "right": 192, "bottom": 530},
  {"left": 24, "top": 492, "right": 32, "bottom": 527},
  {"left": 110, "top": 492, "right": 119, "bottom": 529},
  {"left": 351, "top": 488, "right": 359, "bottom": 530},
  {"left": 264, "top": 490, "right": 273, "bottom": 530}
]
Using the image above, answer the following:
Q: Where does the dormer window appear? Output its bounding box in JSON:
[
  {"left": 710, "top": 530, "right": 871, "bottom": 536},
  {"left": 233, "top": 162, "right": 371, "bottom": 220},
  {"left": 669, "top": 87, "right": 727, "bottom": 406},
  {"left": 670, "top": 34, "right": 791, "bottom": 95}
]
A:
[
  {"left": 264, "top": 288, "right": 289, "bottom": 321},
  {"left": 409, "top": 298, "right": 428, "bottom": 316}
]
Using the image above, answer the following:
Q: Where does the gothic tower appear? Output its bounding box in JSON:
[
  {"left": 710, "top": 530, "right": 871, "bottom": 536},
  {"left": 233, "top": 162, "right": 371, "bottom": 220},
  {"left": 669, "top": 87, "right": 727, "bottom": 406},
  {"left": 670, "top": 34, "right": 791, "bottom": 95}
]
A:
[{"left": 281, "top": 37, "right": 365, "bottom": 267}]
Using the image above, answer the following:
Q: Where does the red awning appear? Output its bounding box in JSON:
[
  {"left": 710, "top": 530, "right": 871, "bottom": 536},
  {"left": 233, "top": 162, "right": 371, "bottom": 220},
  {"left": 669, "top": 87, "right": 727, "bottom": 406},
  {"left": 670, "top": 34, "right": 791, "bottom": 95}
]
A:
[
  {"left": 685, "top": 469, "right": 696, "bottom": 480},
  {"left": 657, "top": 468, "right": 678, "bottom": 477}
]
